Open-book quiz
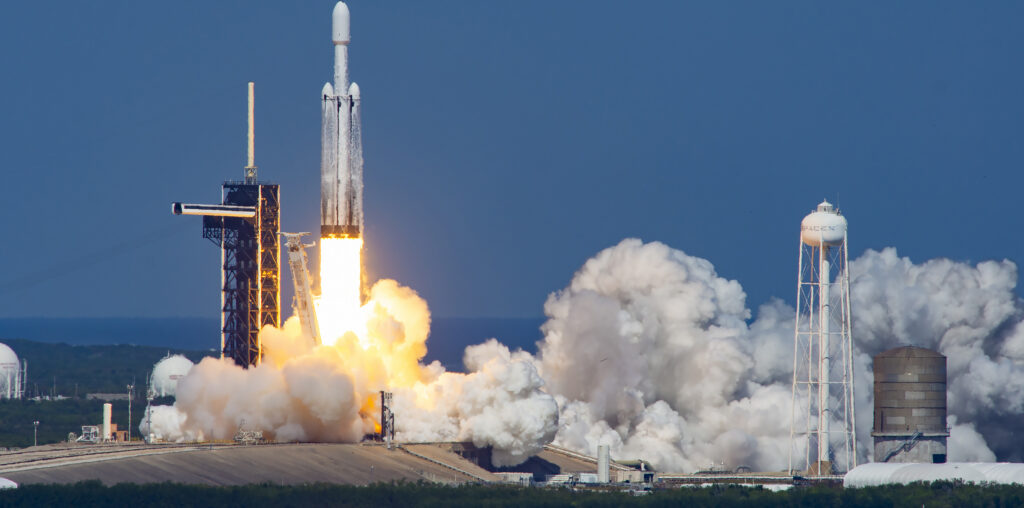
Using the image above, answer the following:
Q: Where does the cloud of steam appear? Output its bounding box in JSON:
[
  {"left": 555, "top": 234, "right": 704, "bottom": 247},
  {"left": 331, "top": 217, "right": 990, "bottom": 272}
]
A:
[
  {"left": 535, "top": 239, "right": 796, "bottom": 472},
  {"left": 393, "top": 339, "right": 558, "bottom": 466},
  {"left": 849, "top": 248, "right": 1024, "bottom": 462},
  {"left": 538, "top": 240, "right": 1024, "bottom": 471},
  {"left": 142, "top": 279, "right": 558, "bottom": 466},
  {"left": 144, "top": 238, "right": 1024, "bottom": 472}
]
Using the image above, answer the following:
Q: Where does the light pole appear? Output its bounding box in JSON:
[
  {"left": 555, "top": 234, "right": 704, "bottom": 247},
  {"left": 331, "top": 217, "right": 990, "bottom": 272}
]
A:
[
  {"left": 127, "top": 384, "right": 134, "bottom": 443},
  {"left": 33, "top": 421, "right": 39, "bottom": 447}
]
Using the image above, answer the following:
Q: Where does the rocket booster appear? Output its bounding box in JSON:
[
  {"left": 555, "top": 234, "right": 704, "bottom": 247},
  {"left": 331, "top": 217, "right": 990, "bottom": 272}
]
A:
[{"left": 321, "top": 2, "right": 363, "bottom": 239}]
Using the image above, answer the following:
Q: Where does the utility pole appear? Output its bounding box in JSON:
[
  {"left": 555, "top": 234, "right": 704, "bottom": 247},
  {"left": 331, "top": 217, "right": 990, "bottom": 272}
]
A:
[
  {"left": 33, "top": 421, "right": 39, "bottom": 447},
  {"left": 127, "top": 384, "right": 134, "bottom": 442}
]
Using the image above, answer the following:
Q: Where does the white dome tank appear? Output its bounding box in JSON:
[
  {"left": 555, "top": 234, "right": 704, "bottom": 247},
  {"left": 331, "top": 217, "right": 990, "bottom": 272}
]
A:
[
  {"left": 800, "top": 200, "right": 847, "bottom": 247},
  {"left": 0, "top": 343, "right": 19, "bottom": 399},
  {"left": 150, "top": 355, "right": 194, "bottom": 397}
]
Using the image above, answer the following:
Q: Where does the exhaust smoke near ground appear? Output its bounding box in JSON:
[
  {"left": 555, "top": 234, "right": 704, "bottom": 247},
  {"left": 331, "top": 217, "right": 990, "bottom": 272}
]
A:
[
  {"left": 144, "top": 238, "right": 1024, "bottom": 470},
  {"left": 143, "top": 241, "right": 558, "bottom": 467}
]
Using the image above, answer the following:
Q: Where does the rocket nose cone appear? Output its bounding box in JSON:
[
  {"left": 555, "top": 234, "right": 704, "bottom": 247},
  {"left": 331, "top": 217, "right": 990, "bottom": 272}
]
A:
[
  {"left": 332, "top": 2, "right": 350, "bottom": 44},
  {"left": 322, "top": 82, "right": 335, "bottom": 97},
  {"left": 348, "top": 82, "right": 360, "bottom": 99}
]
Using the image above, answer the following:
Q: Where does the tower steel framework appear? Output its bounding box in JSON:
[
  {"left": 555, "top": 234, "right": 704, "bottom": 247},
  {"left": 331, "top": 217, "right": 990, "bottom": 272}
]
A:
[
  {"left": 201, "top": 183, "right": 280, "bottom": 367},
  {"left": 789, "top": 201, "right": 857, "bottom": 475},
  {"left": 172, "top": 82, "right": 280, "bottom": 368}
]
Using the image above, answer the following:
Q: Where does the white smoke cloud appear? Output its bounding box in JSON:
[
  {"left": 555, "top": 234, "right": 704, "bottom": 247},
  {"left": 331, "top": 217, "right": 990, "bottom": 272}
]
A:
[
  {"left": 539, "top": 241, "right": 1024, "bottom": 471},
  {"left": 849, "top": 248, "right": 1024, "bottom": 462},
  {"left": 142, "top": 280, "right": 558, "bottom": 467},
  {"left": 143, "top": 238, "right": 1024, "bottom": 472},
  {"left": 536, "top": 239, "right": 795, "bottom": 472},
  {"left": 393, "top": 339, "right": 558, "bottom": 466}
]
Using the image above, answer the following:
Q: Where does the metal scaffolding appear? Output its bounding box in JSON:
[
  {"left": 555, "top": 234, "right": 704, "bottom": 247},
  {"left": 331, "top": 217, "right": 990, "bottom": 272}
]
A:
[
  {"left": 172, "top": 82, "right": 280, "bottom": 368},
  {"left": 201, "top": 183, "right": 280, "bottom": 367}
]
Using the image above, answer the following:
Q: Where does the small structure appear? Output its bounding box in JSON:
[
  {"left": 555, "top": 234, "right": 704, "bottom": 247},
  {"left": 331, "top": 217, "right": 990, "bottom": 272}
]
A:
[
  {"left": 872, "top": 346, "right": 948, "bottom": 464},
  {"left": 76, "top": 426, "right": 101, "bottom": 443},
  {"left": 494, "top": 472, "right": 533, "bottom": 486},
  {"left": 845, "top": 462, "right": 1024, "bottom": 487},
  {"left": 86, "top": 393, "right": 129, "bottom": 401},
  {"left": 234, "top": 420, "right": 264, "bottom": 445},
  {"left": 379, "top": 391, "right": 395, "bottom": 447},
  {"left": 75, "top": 423, "right": 128, "bottom": 444}
]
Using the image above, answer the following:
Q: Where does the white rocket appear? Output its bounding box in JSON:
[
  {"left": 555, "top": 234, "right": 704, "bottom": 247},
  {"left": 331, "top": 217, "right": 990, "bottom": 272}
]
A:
[{"left": 321, "top": 1, "right": 363, "bottom": 239}]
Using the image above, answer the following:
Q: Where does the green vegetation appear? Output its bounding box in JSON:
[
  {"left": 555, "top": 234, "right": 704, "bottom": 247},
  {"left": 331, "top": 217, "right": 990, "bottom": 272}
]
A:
[
  {"left": 0, "top": 398, "right": 149, "bottom": 448},
  {"left": 4, "top": 338, "right": 209, "bottom": 397},
  {"left": 0, "top": 481, "right": 1021, "bottom": 507},
  {"left": 0, "top": 339, "right": 209, "bottom": 448}
]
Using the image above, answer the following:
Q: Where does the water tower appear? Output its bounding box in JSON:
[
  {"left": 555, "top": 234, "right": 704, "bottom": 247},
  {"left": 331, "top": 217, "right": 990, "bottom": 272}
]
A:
[{"left": 789, "top": 200, "right": 857, "bottom": 474}]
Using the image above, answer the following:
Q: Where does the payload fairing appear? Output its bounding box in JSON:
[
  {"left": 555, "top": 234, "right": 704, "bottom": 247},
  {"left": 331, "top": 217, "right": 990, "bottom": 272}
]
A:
[{"left": 321, "top": 2, "right": 363, "bottom": 239}]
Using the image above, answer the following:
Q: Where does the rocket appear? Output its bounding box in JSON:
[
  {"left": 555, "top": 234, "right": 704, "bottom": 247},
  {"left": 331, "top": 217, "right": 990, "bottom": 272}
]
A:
[{"left": 321, "top": 1, "right": 363, "bottom": 239}]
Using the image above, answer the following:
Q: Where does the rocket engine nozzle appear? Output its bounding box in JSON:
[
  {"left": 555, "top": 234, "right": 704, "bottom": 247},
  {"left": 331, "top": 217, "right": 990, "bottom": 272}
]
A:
[{"left": 321, "top": 225, "right": 361, "bottom": 239}]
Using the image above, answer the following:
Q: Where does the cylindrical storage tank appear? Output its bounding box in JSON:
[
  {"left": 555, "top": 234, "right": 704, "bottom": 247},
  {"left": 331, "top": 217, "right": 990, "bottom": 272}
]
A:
[
  {"left": 800, "top": 200, "right": 847, "bottom": 247},
  {"left": 872, "top": 346, "right": 948, "bottom": 463},
  {"left": 103, "top": 403, "right": 112, "bottom": 442},
  {"left": 597, "top": 445, "right": 610, "bottom": 483}
]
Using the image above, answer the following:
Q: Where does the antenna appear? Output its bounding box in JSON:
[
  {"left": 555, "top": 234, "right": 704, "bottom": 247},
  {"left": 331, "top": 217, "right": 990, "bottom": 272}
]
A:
[{"left": 244, "top": 82, "right": 257, "bottom": 183}]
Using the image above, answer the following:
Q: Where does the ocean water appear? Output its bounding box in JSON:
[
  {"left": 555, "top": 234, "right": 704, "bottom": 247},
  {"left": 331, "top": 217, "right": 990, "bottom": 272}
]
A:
[{"left": 0, "top": 317, "right": 545, "bottom": 373}]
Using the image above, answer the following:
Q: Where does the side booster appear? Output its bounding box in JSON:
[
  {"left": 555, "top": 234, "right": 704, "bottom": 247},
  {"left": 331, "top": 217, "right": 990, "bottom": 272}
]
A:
[{"left": 321, "top": 1, "right": 364, "bottom": 239}]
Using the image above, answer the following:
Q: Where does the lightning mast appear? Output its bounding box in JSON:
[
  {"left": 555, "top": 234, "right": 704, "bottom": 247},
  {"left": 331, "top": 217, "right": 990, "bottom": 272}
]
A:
[
  {"left": 789, "top": 200, "right": 856, "bottom": 475},
  {"left": 171, "top": 82, "right": 280, "bottom": 367}
]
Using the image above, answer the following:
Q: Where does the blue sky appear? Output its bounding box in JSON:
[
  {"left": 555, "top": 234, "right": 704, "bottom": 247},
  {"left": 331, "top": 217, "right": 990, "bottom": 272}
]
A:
[{"left": 1, "top": 1, "right": 1022, "bottom": 319}]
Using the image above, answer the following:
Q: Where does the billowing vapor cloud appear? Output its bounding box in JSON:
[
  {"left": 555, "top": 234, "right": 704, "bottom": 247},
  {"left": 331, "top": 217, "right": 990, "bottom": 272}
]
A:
[
  {"left": 144, "top": 238, "right": 1024, "bottom": 471},
  {"left": 393, "top": 339, "right": 558, "bottom": 466},
  {"left": 142, "top": 280, "right": 558, "bottom": 466},
  {"left": 538, "top": 240, "right": 1024, "bottom": 470},
  {"left": 536, "top": 239, "right": 796, "bottom": 472},
  {"left": 849, "top": 248, "right": 1024, "bottom": 462}
]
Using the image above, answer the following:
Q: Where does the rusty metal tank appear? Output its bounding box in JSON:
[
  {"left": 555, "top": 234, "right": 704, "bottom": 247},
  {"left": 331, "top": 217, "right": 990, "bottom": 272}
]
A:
[
  {"left": 873, "top": 346, "right": 946, "bottom": 433},
  {"left": 872, "top": 346, "right": 948, "bottom": 463}
]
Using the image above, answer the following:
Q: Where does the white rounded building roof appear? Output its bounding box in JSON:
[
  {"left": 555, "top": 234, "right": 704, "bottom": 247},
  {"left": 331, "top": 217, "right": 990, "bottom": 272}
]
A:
[
  {"left": 0, "top": 343, "right": 18, "bottom": 373},
  {"left": 151, "top": 355, "right": 194, "bottom": 397},
  {"left": 800, "top": 200, "right": 847, "bottom": 247},
  {"left": 844, "top": 462, "right": 1024, "bottom": 488}
]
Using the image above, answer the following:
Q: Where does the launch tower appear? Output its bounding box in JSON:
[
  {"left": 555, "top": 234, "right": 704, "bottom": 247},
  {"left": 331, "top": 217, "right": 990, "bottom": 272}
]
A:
[
  {"left": 172, "top": 83, "right": 280, "bottom": 367},
  {"left": 789, "top": 200, "right": 857, "bottom": 474}
]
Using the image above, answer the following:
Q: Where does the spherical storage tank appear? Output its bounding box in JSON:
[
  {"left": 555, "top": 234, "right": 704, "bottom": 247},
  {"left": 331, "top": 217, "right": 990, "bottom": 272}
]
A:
[
  {"left": 0, "top": 343, "right": 19, "bottom": 398},
  {"left": 801, "top": 200, "right": 847, "bottom": 247},
  {"left": 150, "top": 355, "right": 194, "bottom": 397}
]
